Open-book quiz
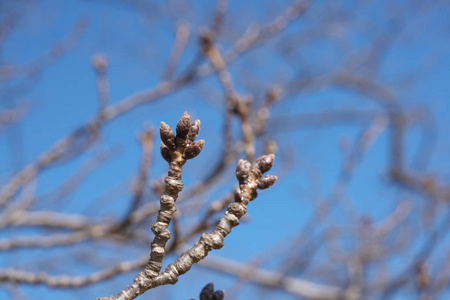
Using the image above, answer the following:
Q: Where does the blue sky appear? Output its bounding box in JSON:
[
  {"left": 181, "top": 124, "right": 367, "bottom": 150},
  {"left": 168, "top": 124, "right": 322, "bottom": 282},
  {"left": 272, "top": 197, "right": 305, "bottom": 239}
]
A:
[{"left": 1, "top": 0, "right": 449, "bottom": 299}]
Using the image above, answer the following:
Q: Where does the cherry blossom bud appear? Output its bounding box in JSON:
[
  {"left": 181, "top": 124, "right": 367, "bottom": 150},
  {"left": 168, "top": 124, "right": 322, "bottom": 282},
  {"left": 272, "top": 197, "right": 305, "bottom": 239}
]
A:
[
  {"left": 200, "top": 283, "right": 214, "bottom": 300},
  {"left": 184, "top": 139, "right": 205, "bottom": 159},
  {"left": 253, "top": 154, "right": 275, "bottom": 174},
  {"left": 160, "top": 121, "right": 176, "bottom": 150},
  {"left": 176, "top": 111, "right": 191, "bottom": 139},
  {"left": 236, "top": 159, "right": 251, "bottom": 183},
  {"left": 160, "top": 142, "right": 171, "bottom": 163},
  {"left": 187, "top": 119, "right": 201, "bottom": 142},
  {"left": 257, "top": 175, "right": 277, "bottom": 189},
  {"left": 213, "top": 290, "right": 224, "bottom": 300}
]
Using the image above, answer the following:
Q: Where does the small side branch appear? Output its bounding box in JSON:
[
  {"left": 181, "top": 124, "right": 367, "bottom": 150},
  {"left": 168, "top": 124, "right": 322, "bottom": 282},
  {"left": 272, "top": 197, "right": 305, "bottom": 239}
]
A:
[{"left": 146, "top": 155, "right": 276, "bottom": 289}]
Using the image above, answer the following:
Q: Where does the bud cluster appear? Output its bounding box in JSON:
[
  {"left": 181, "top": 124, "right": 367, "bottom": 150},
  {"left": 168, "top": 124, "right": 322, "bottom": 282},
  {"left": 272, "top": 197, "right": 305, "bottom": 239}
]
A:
[
  {"left": 235, "top": 154, "right": 277, "bottom": 202},
  {"left": 160, "top": 112, "right": 205, "bottom": 163},
  {"left": 191, "top": 282, "right": 224, "bottom": 300}
]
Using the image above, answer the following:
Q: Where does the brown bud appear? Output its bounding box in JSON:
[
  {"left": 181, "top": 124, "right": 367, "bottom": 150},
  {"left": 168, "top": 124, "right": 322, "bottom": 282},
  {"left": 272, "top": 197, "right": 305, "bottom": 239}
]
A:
[
  {"left": 253, "top": 154, "right": 275, "bottom": 174},
  {"left": 199, "top": 30, "right": 213, "bottom": 52},
  {"left": 213, "top": 290, "right": 224, "bottom": 300},
  {"left": 160, "top": 122, "right": 176, "bottom": 150},
  {"left": 234, "top": 189, "right": 243, "bottom": 202},
  {"left": 176, "top": 111, "right": 191, "bottom": 139},
  {"left": 200, "top": 283, "right": 214, "bottom": 300},
  {"left": 257, "top": 175, "right": 277, "bottom": 189},
  {"left": 236, "top": 159, "right": 251, "bottom": 183},
  {"left": 91, "top": 54, "right": 108, "bottom": 72},
  {"left": 187, "top": 119, "right": 201, "bottom": 142},
  {"left": 266, "top": 85, "right": 283, "bottom": 104},
  {"left": 160, "top": 142, "right": 171, "bottom": 163},
  {"left": 184, "top": 139, "right": 205, "bottom": 159}
]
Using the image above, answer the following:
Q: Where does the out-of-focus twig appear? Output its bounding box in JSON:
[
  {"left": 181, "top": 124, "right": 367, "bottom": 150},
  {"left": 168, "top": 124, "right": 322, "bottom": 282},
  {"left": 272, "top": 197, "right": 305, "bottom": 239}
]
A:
[
  {"left": 92, "top": 54, "right": 110, "bottom": 111},
  {"left": 162, "top": 21, "right": 190, "bottom": 81},
  {"left": 118, "top": 128, "right": 154, "bottom": 230}
]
